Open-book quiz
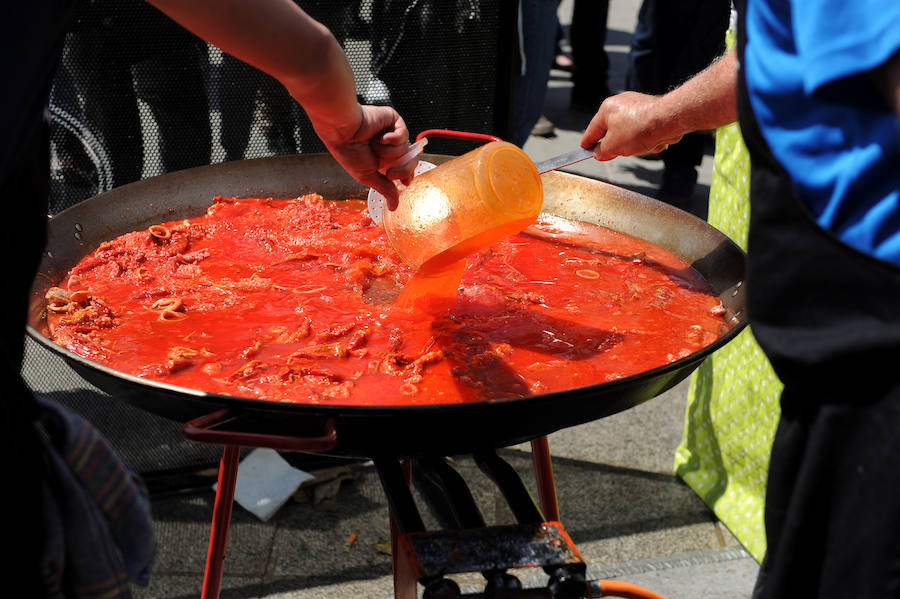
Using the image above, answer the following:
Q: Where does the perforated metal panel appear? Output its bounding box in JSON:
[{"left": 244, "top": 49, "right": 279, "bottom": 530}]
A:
[{"left": 47, "top": 0, "right": 516, "bottom": 213}]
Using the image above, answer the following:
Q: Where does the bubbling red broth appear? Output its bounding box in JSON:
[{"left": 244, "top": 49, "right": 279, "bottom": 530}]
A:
[{"left": 45, "top": 194, "right": 726, "bottom": 405}]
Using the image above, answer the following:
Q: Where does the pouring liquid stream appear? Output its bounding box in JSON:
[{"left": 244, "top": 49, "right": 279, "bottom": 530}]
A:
[
  {"left": 375, "top": 139, "right": 545, "bottom": 315},
  {"left": 393, "top": 260, "right": 467, "bottom": 315},
  {"left": 391, "top": 207, "right": 543, "bottom": 315}
]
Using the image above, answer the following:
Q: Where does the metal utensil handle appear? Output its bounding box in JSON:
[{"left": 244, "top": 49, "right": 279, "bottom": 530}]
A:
[
  {"left": 182, "top": 408, "right": 338, "bottom": 452},
  {"left": 415, "top": 128, "right": 502, "bottom": 144},
  {"left": 533, "top": 146, "right": 595, "bottom": 174}
]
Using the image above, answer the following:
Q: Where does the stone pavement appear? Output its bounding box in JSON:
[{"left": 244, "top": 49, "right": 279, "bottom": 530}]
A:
[
  {"left": 130, "top": 379, "right": 757, "bottom": 599},
  {"left": 97, "top": 0, "right": 757, "bottom": 597}
]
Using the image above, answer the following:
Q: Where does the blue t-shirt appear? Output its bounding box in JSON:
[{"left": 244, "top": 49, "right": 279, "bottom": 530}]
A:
[{"left": 744, "top": 0, "right": 900, "bottom": 264}]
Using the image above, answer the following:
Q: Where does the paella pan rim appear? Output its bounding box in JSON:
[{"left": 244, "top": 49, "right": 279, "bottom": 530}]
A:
[{"left": 27, "top": 152, "right": 747, "bottom": 452}]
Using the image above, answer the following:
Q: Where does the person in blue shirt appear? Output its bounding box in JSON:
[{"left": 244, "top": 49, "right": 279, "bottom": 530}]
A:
[
  {"left": 736, "top": 1, "right": 900, "bottom": 597},
  {"left": 743, "top": 1, "right": 900, "bottom": 263},
  {"left": 582, "top": 0, "right": 900, "bottom": 596}
]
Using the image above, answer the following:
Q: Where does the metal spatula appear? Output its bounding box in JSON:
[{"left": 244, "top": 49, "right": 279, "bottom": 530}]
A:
[{"left": 532, "top": 146, "right": 596, "bottom": 174}]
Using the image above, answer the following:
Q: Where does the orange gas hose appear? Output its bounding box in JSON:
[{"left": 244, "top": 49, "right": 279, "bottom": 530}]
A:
[{"left": 593, "top": 579, "right": 667, "bottom": 599}]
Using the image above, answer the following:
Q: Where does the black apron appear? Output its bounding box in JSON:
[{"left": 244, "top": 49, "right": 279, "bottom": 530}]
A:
[
  {"left": 2, "top": 2, "right": 76, "bottom": 591},
  {"left": 735, "top": 2, "right": 900, "bottom": 596}
]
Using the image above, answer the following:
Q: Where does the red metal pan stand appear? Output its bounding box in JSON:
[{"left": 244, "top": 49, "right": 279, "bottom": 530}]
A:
[
  {"left": 182, "top": 409, "right": 339, "bottom": 599},
  {"left": 183, "top": 409, "right": 664, "bottom": 599}
]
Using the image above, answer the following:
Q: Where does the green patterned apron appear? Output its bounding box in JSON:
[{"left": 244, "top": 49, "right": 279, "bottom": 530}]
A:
[{"left": 672, "top": 29, "right": 782, "bottom": 564}]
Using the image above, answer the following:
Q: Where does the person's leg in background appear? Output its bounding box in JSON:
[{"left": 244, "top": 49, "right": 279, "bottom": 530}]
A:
[
  {"left": 63, "top": 1, "right": 215, "bottom": 185},
  {"left": 624, "top": 0, "right": 661, "bottom": 95},
  {"left": 553, "top": 16, "right": 573, "bottom": 71},
  {"left": 63, "top": 22, "right": 145, "bottom": 188},
  {"left": 653, "top": 0, "right": 727, "bottom": 213},
  {"left": 216, "top": 54, "right": 300, "bottom": 160},
  {"left": 216, "top": 53, "right": 263, "bottom": 162},
  {"left": 569, "top": 0, "right": 611, "bottom": 113},
  {"left": 658, "top": 132, "right": 706, "bottom": 213},
  {"left": 255, "top": 74, "right": 299, "bottom": 156},
  {"left": 625, "top": 0, "right": 729, "bottom": 212},
  {"left": 512, "top": 0, "right": 559, "bottom": 146},
  {"left": 47, "top": 61, "right": 104, "bottom": 209},
  {"left": 133, "top": 26, "right": 212, "bottom": 174}
]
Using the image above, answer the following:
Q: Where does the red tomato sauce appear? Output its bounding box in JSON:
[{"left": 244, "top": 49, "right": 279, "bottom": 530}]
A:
[{"left": 46, "top": 194, "right": 726, "bottom": 405}]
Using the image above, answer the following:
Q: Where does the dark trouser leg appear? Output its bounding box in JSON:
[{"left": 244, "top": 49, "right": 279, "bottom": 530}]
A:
[
  {"left": 216, "top": 54, "right": 262, "bottom": 162},
  {"left": 512, "top": 0, "right": 558, "bottom": 146},
  {"left": 133, "top": 40, "right": 211, "bottom": 174},
  {"left": 256, "top": 75, "right": 298, "bottom": 156},
  {"left": 570, "top": 0, "right": 611, "bottom": 112},
  {"left": 756, "top": 385, "right": 900, "bottom": 598},
  {"left": 625, "top": 0, "right": 727, "bottom": 212},
  {"left": 627, "top": 0, "right": 728, "bottom": 95},
  {"left": 658, "top": 131, "right": 706, "bottom": 212},
  {"left": 64, "top": 28, "right": 144, "bottom": 187},
  {"left": 216, "top": 54, "right": 298, "bottom": 160},
  {"left": 625, "top": 0, "right": 661, "bottom": 93}
]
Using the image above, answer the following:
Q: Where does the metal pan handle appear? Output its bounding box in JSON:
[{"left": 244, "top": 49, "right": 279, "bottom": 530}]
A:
[
  {"left": 182, "top": 408, "right": 338, "bottom": 452},
  {"left": 415, "top": 128, "right": 501, "bottom": 144}
]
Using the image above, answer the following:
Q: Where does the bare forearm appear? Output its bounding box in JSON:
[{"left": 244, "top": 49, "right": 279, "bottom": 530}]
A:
[
  {"left": 147, "top": 0, "right": 360, "bottom": 140},
  {"left": 656, "top": 49, "right": 738, "bottom": 135},
  {"left": 582, "top": 50, "right": 737, "bottom": 159}
]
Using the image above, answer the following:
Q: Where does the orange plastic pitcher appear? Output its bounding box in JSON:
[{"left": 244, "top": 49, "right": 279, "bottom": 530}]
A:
[{"left": 383, "top": 140, "right": 543, "bottom": 275}]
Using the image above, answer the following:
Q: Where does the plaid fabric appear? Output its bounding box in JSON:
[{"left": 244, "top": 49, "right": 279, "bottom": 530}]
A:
[{"left": 37, "top": 398, "right": 156, "bottom": 599}]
